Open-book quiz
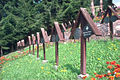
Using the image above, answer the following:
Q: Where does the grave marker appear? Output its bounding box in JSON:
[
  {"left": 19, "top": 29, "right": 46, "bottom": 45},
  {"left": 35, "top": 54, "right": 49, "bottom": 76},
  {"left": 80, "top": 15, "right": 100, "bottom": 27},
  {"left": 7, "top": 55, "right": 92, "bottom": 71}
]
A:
[
  {"left": 36, "top": 32, "right": 40, "bottom": 59},
  {"left": 32, "top": 34, "right": 36, "bottom": 55},
  {"left": 28, "top": 36, "right": 31, "bottom": 55},
  {"left": 61, "top": 23, "right": 67, "bottom": 32},
  {"left": 41, "top": 28, "right": 49, "bottom": 63},
  {"left": 53, "top": 22, "right": 64, "bottom": 68},
  {"left": 101, "top": 5, "right": 120, "bottom": 40},
  {"left": 72, "top": 8, "right": 101, "bottom": 79}
]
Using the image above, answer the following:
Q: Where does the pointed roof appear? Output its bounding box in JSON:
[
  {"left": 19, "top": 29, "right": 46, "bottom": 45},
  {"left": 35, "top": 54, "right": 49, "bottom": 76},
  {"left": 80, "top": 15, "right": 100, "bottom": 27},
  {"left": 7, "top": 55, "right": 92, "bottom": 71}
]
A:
[
  {"left": 71, "top": 8, "right": 102, "bottom": 37},
  {"left": 41, "top": 28, "right": 49, "bottom": 43}
]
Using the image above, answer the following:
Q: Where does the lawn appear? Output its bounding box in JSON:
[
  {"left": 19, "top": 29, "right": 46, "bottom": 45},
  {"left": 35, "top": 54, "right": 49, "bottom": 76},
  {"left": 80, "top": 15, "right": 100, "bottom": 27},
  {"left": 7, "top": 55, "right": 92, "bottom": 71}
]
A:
[{"left": 0, "top": 39, "right": 120, "bottom": 80}]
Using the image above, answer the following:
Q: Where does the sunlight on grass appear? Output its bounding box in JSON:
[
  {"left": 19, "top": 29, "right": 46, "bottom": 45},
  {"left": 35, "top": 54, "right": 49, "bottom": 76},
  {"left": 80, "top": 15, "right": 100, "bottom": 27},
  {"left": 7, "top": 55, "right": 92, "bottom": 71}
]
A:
[{"left": 0, "top": 39, "right": 120, "bottom": 80}]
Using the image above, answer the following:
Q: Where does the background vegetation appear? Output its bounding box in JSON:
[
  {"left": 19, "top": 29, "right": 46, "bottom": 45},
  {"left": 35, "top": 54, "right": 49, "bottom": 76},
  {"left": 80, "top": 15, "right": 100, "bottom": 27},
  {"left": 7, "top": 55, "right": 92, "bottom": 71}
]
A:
[{"left": 0, "top": 0, "right": 91, "bottom": 54}]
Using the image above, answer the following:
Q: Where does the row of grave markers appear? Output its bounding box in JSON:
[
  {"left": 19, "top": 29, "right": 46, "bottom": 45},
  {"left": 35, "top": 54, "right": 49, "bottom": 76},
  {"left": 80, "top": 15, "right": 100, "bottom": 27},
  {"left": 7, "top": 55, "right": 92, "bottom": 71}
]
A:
[{"left": 16, "top": 6, "right": 120, "bottom": 79}]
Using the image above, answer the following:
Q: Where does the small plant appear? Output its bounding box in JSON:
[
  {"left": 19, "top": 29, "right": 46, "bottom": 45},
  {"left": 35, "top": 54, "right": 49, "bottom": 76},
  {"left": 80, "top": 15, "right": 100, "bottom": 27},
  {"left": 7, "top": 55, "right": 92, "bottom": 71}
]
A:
[{"left": 92, "top": 61, "right": 120, "bottom": 80}]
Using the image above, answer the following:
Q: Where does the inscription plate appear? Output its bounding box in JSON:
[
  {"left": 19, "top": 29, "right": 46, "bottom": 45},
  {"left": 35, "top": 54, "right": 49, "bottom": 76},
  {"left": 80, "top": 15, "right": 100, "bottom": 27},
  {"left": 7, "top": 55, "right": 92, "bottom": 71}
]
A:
[{"left": 83, "top": 25, "right": 93, "bottom": 38}]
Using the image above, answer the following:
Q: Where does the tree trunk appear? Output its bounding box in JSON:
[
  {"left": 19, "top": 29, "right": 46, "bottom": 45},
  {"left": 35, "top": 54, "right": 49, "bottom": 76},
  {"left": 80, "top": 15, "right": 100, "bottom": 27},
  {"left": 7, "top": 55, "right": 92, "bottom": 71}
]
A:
[{"left": 91, "top": 0, "right": 95, "bottom": 16}]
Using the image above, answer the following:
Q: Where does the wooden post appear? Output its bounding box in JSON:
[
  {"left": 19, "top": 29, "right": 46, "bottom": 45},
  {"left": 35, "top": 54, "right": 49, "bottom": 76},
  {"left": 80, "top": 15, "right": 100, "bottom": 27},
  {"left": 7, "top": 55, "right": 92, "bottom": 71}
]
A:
[
  {"left": 80, "top": 23, "right": 86, "bottom": 75},
  {"left": 43, "top": 43, "right": 46, "bottom": 60},
  {"left": 28, "top": 36, "right": 31, "bottom": 55},
  {"left": 33, "top": 44, "right": 35, "bottom": 55},
  {"left": 91, "top": 0, "right": 95, "bottom": 16},
  {"left": 37, "top": 32, "right": 40, "bottom": 59},
  {"left": 109, "top": 10, "right": 113, "bottom": 40},
  {"left": 88, "top": 38, "right": 90, "bottom": 42},
  {"left": 0, "top": 46, "right": 3, "bottom": 57},
  {"left": 29, "top": 45, "right": 31, "bottom": 54},
  {"left": 32, "top": 34, "right": 35, "bottom": 55},
  {"left": 55, "top": 41, "right": 58, "bottom": 66},
  {"left": 37, "top": 43, "right": 39, "bottom": 58},
  {"left": 100, "top": 0, "right": 103, "bottom": 12}
]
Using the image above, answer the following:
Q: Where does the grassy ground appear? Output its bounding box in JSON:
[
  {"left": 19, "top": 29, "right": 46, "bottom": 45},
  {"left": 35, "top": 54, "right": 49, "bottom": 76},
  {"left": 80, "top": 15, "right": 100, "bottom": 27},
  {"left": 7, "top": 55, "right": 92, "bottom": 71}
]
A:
[{"left": 0, "top": 39, "right": 120, "bottom": 80}]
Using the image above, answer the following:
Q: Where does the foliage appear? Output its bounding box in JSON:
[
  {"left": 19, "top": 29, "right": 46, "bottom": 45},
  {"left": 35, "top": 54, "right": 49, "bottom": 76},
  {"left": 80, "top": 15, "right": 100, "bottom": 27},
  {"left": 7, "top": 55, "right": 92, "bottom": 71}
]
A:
[{"left": 0, "top": 0, "right": 91, "bottom": 54}]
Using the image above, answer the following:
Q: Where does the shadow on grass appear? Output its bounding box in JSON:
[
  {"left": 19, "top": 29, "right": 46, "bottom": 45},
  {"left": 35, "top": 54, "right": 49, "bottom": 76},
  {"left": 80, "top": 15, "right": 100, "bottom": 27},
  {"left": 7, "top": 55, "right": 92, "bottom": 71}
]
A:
[{"left": 65, "top": 64, "right": 80, "bottom": 74}]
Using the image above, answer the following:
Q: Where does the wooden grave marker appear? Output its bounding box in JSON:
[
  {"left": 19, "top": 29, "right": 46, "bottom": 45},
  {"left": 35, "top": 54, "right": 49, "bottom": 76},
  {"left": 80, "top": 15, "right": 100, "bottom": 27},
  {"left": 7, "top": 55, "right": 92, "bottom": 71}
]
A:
[
  {"left": 32, "top": 34, "right": 36, "bottom": 55},
  {"left": 101, "top": 5, "right": 120, "bottom": 40},
  {"left": 61, "top": 23, "right": 67, "bottom": 32},
  {"left": 72, "top": 8, "right": 102, "bottom": 79},
  {"left": 62, "top": 23, "right": 71, "bottom": 41},
  {"left": 28, "top": 36, "right": 32, "bottom": 55},
  {"left": 36, "top": 32, "right": 40, "bottom": 59},
  {"left": 41, "top": 28, "right": 49, "bottom": 63},
  {"left": 21, "top": 40, "right": 25, "bottom": 49},
  {"left": 50, "top": 22, "right": 64, "bottom": 69}
]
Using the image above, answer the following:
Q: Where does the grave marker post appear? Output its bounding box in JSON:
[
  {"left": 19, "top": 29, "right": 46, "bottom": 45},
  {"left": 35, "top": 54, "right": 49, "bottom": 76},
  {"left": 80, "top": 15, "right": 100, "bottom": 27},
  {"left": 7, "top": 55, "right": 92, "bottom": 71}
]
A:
[
  {"left": 17, "top": 42, "right": 19, "bottom": 50},
  {"left": 108, "top": 9, "right": 113, "bottom": 40},
  {"left": 80, "top": 23, "right": 86, "bottom": 75},
  {"left": 18, "top": 41, "right": 21, "bottom": 50},
  {"left": 21, "top": 40, "right": 25, "bottom": 49},
  {"left": 71, "top": 8, "right": 102, "bottom": 79},
  {"left": 54, "top": 22, "right": 64, "bottom": 67},
  {"left": 36, "top": 32, "right": 40, "bottom": 59},
  {"left": 20, "top": 40, "right": 23, "bottom": 50},
  {"left": 41, "top": 28, "right": 49, "bottom": 63},
  {"left": 101, "top": 5, "right": 120, "bottom": 40},
  {"left": 32, "top": 34, "right": 36, "bottom": 55},
  {"left": 28, "top": 36, "right": 31, "bottom": 55}
]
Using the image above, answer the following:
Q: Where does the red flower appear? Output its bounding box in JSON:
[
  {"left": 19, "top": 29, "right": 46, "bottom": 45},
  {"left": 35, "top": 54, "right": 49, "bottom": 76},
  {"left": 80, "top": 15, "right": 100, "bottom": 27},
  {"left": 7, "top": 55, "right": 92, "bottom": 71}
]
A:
[
  {"left": 110, "top": 61, "right": 116, "bottom": 65},
  {"left": 91, "top": 78, "right": 96, "bottom": 80},
  {"left": 94, "top": 73, "right": 97, "bottom": 75},
  {"left": 109, "top": 76, "right": 114, "bottom": 80},
  {"left": 0, "top": 56, "right": 5, "bottom": 60},
  {"left": 5, "top": 58, "right": 10, "bottom": 61},
  {"left": 95, "top": 74, "right": 103, "bottom": 78},
  {"left": 26, "top": 50, "right": 29, "bottom": 53},
  {"left": 116, "top": 64, "right": 120, "bottom": 68},
  {"left": 104, "top": 74, "right": 107, "bottom": 77},
  {"left": 106, "top": 61, "right": 110, "bottom": 64},
  {"left": 82, "top": 76, "right": 87, "bottom": 79},
  {"left": 116, "top": 73, "right": 120, "bottom": 77},
  {"left": 107, "top": 65, "right": 113, "bottom": 69}
]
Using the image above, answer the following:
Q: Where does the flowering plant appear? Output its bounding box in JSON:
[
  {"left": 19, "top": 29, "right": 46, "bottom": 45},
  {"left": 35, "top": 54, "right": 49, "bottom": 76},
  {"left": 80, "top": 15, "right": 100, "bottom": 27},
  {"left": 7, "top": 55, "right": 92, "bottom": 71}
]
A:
[{"left": 92, "top": 61, "right": 120, "bottom": 80}]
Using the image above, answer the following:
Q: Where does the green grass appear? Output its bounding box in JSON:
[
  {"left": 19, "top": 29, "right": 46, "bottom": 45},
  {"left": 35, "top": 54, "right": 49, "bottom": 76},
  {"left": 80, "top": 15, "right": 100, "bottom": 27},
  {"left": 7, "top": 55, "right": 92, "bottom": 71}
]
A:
[{"left": 0, "top": 39, "right": 120, "bottom": 80}]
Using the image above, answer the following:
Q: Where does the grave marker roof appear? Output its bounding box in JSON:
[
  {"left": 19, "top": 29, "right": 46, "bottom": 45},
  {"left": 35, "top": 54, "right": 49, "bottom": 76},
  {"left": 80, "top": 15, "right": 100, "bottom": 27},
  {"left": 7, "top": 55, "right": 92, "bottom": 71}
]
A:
[
  {"left": 71, "top": 8, "right": 102, "bottom": 37},
  {"left": 41, "top": 28, "right": 49, "bottom": 43}
]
